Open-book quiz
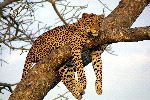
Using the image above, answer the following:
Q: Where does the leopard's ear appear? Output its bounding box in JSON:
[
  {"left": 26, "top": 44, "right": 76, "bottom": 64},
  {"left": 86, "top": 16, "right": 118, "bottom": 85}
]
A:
[
  {"left": 98, "top": 14, "right": 104, "bottom": 19},
  {"left": 82, "top": 13, "right": 88, "bottom": 19}
]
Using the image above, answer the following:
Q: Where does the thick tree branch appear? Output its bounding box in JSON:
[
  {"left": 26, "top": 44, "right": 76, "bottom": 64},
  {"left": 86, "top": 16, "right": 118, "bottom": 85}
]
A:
[
  {"left": 103, "top": 0, "right": 150, "bottom": 28},
  {"left": 111, "top": 26, "right": 150, "bottom": 42},
  {"left": 96, "top": 26, "right": 150, "bottom": 45},
  {"left": 9, "top": 45, "right": 71, "bottom": 100}
]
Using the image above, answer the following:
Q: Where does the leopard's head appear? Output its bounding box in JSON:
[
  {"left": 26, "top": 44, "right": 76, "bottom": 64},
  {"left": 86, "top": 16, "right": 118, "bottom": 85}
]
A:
[{"left": 77, "top": 13, "right": 104, "bottom": 37}]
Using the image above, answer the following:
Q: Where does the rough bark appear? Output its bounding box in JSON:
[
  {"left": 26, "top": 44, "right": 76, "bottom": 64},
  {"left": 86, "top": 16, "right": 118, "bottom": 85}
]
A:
[{"left": 9, "top": 0, "right": 150, "bottom": 100}]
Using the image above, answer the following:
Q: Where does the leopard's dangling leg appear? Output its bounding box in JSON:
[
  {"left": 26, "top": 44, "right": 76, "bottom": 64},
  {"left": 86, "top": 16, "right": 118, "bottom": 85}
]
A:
[
  {"left": 91, "top": 49, "right": 103, "bottom": 95},
  {"left": 58, "top": 65, "right": 82, "bottom": 100}
]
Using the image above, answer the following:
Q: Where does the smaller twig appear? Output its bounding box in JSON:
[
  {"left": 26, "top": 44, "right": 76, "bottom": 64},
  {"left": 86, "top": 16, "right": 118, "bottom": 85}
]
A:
[
  {"left": 98, "top": 0, "right": 112, "bottom": 11},
  {"left": 52, "top": 91, "right": 69, "bottom": 100},
  {"left": 0, "top": 0, "right": 20, "bottom": 9},
  {"left": 2, "top": 40, "right": 29, "bottom": 50},
  {"left": 0, "top": 82, "right": 18, "bottom": 93},
  {"left": 48, "top": 0, "right": 68, "bottom": 26},
  {"left": 0, "top": 59, "right": 9, "bottom": 64},
  {"left": 105, "top": 45, "right": 117, "bottom": 56},
  {"left": 27, "top": 1, "right": 47, "bottom": 4}
]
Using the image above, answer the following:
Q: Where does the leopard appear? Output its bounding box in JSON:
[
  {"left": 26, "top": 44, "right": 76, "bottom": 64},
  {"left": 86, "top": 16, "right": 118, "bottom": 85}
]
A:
[
  {"left": 22, "top": 13, "right": 104, "bottom": 99},
  {"left": 58, "top": 14, "right": 106, "bottom": 99}
]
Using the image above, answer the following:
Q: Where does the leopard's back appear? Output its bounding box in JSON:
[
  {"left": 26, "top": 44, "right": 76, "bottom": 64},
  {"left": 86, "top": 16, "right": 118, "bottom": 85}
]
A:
[
  {"left": 22, "top": 24, "right": 87, "bottom": 78},
  {"left": 27, "top": 25, "right": 73, "bottom": 63}
]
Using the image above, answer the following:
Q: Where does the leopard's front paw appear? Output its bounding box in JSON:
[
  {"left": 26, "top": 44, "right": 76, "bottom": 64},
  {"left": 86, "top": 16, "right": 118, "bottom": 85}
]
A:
[
  {"left": 95, "top": 80, "right": 102, "bottom": 95},
  {"left": 77, "top": 95, "right": 82, "bottom": 100},
  {"left": 77, "top": 80, "right": 86, "bottom": 94}
]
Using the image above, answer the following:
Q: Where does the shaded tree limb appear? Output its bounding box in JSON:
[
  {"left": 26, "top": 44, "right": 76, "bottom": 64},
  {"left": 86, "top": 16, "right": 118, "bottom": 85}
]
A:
[{"left": 9, "top": 0, "right": 150, "bottom": 100}]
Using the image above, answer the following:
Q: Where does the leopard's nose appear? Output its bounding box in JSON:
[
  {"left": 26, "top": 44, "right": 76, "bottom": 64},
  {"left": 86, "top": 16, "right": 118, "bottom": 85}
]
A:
[
  {"left": 91, "top": 29, "right": 97, "bottom": 33},
  {"left": 91, "top": 30, "right": 98, "bottom": 36}
]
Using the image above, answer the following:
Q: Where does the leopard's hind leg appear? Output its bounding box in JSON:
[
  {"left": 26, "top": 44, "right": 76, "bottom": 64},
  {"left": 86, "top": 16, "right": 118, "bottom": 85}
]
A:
[{"left": 59, "top": 65, "right": 82, "bottom": 100}]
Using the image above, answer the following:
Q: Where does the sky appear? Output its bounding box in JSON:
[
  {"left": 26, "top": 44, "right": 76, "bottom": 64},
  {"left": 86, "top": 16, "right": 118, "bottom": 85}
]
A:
[{"left": 0, "top": 0, "right": 150, "bottom": 100}]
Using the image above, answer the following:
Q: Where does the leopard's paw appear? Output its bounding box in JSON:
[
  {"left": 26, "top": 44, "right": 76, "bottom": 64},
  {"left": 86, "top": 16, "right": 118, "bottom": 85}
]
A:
[
  {"left": 95, "top": 80, "right": 102, "bottom": 95},
  {"left": 77, "top": 95, "right": 82, "bottom": 100}
]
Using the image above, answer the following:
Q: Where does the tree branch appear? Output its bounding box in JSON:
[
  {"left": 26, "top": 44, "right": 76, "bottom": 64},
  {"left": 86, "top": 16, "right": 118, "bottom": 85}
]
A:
[
  {"left": 0, "top": 82, "right": 17, "bottom": 93},
  {"left": 103, "top": 0, "right": 150, "bottom": 28},
  {"left": 97, "top": 0, "right": 112, "bottom": 11},
  {"left": 52, "top": 91, "right": 69, "bottom": 100},
  {"left": 48, "top": 0, "right": 68, "bottom": 25},
  {"left": 9, "top": 45, "right": 71, "bottom": 100},
  {"left": 111, "top": 26, "right": 150, "bottom": 42}
]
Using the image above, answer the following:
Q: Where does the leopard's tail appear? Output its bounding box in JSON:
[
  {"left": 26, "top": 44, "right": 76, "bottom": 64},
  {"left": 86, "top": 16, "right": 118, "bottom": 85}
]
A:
[{"left": 22, "top": 56, "right": 32, "bottom": 79}]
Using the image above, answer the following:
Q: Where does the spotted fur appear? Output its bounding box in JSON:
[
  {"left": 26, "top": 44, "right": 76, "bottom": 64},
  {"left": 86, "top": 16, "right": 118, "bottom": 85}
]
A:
[
  {"left": 91, "top": 45, "right": 107, "bottom": 95},
  {"left": 91, "top": 48, "right": 103, "bottom": 95}
]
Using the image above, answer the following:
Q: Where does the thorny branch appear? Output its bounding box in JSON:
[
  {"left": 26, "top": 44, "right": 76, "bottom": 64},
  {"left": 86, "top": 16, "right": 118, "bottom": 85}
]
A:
[
  {"left": 1, "top": 1, "right": 35, "bottom": 50},
  {"left": 56, "top": 1, "right": 88, "bottom": 24}
]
